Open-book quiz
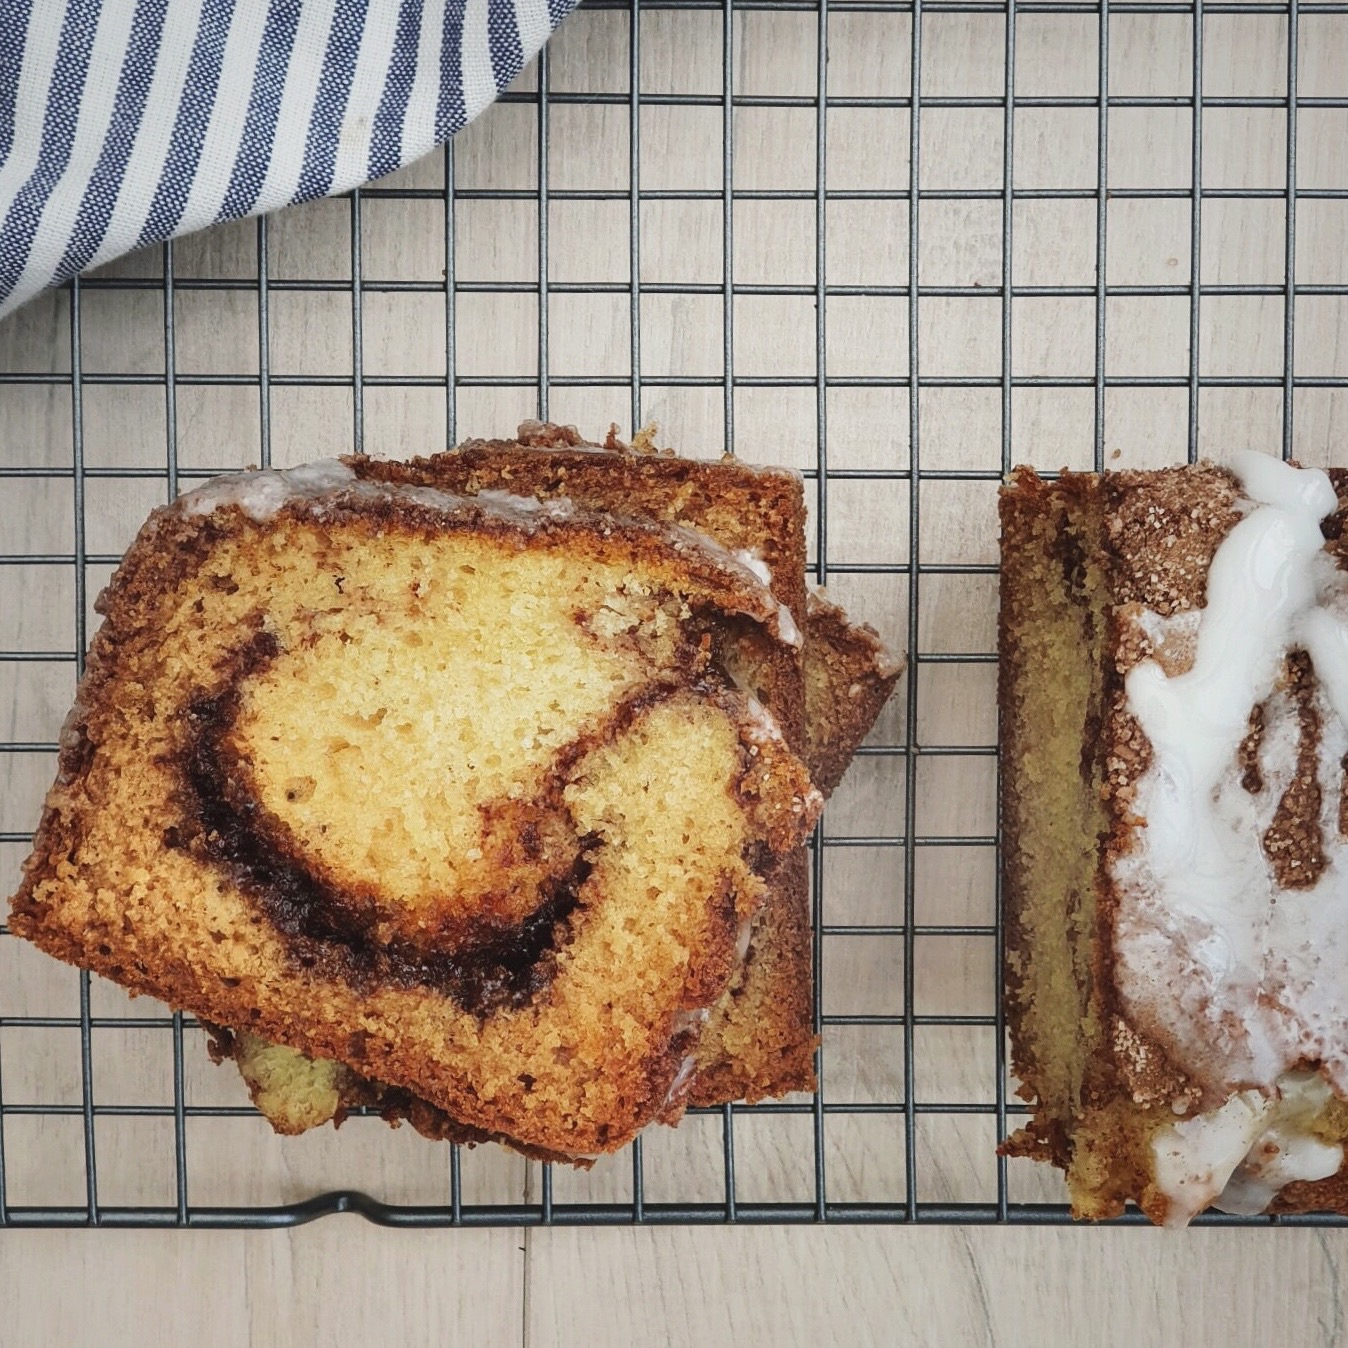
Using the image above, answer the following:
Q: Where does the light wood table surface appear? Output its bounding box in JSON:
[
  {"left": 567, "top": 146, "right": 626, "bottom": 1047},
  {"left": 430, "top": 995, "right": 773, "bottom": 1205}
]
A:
[{"left": 2, "top": 5, "right": 1347, "bottom": 1342}]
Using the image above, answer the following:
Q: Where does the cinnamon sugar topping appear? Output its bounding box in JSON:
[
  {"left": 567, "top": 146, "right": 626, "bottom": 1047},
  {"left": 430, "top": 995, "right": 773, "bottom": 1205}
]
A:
[{"left": 1109, "top": 454, "right": 1348, "bottom": 1215}]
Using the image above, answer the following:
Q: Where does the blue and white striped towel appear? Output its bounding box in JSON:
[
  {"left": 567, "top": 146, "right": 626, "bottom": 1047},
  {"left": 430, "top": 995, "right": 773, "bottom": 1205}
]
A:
[{"left": 0, "top": 0, "right": 578, "bottom": 321}]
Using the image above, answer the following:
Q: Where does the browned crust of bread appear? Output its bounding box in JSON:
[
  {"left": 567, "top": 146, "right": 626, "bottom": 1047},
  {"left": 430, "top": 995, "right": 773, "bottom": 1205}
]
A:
[
  {"left": 1270, "top": 1168, "right": 1348, "bottom": 1216},
  {"left": 9, "top": 482, "right": 818, "bottom": 1157},
  {"left": 802, "top": 592, "right": 902, "bottom": 797},
  {"left": 205, "top": 1024, "right": 588, "bottom": 1165},
  {"left": 994, "top": 469, "right": 1047, "bottom": 1161},
  {"left": 1000, "top": 459, "right": 1348, "bottom": 1219},
  {"left": 998, "top": 466, "right": 1106, "bottom": 1174}
]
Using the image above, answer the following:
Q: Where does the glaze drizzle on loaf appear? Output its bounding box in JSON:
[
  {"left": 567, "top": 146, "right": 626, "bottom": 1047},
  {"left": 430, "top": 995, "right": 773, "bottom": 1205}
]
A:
[
  {"left": 1111, "top": 454, "right": 1348, "bottom": 1222},
  {"left": 999, "top": 456, "right": 1348, "bottom": 1225}
]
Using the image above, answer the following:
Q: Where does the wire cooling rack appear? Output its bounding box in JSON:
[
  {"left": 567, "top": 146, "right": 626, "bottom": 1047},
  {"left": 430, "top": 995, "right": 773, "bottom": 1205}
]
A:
[{"left": 1, "top": 0, "right": 1347, "bottom": 1229}]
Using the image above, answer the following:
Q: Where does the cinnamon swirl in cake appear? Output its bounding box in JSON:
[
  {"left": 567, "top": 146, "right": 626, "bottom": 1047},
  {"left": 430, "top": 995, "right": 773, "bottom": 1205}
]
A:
[
  {"left": 345, "top": 428, "right": 902, "bottom": 1109},
  {"left": 1000, "top": 453, "right": 1348, "bottom": 1224},
  {"left": 347, "top": 424, "right": 824, "bottom": 1108},
  {"left": 210, "top": 589, "right": 902, "bottom": 1143},
  {"left": 205, "top": 427, "right": 900, "bottom": 1146},
  {"left": 9, "top": 454, "right": 823, "bottom": 1158}
]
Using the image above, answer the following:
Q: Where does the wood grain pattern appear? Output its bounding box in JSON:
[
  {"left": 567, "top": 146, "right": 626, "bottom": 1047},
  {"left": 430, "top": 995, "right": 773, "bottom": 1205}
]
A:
[
  {"left": 527, "top": 1226, "right": 1348, "bottom": 1348},
  {"left": 1, "top": 4, "right": 1346, "bottom": 1339},
  {"left": 3, "top": 1225, "right": 1347, "bottom": 1347},
  {"left": 3, "top": 1228, "right": 527, "bottom": 1345}
]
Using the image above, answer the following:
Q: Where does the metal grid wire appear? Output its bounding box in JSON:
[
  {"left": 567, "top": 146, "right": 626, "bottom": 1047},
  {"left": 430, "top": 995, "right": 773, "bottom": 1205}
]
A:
[{"left": 1, "top": 0, "right": 1347, "bottom": 1228}]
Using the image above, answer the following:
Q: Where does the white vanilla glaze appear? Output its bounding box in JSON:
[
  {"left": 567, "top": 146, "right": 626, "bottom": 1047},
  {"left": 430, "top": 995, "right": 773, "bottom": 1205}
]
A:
[
  {"left": 775, "top": 601, "right": 803, "bottom": 650},
  {"left": 658, "top": 916, "right": 761, "bottom": 1118},
  {"left": 1111, "top": 453, "right": 1348, "bottom": 1218},
  {"left": 738, "top": 694, "right": 825, "bottom": 821},
  {"left": 179, "top": 459, "right": 359, "bottom": 519},
  {"left": 180, "top": 462, "right": 585, "bottom": 530},
  {"left": 870, "top": 643, "right": 905, "bottom": 681},
  {"left": 473, "top": 487, "right": 577, "bottom": 522},
  {"left": 734, "top": 548, "right": 773, "bottom": 586},
  {"left": 657, "top": 1047, "right": 702, "bottom": 1116},
  {"left": 665, "top": 526, "right": 803, "bottom": 649},
  {"left": 741, "top": 693, "right": 789, "bottom": 747},
  {"left": 1151, "top": 1073, "right": 1343, "bottom": 1225}
]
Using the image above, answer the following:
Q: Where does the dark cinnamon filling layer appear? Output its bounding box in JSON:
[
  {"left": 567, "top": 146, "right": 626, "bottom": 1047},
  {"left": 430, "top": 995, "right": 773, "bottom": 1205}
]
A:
[
  {"left": 173, "top": 626, "right": 757, "bottom": 1017},
  {"left": 175, "top": 629, "right": 600, "bottom": 1015},
  {"left": 1263, "top": 650, "right": 1327, "bottom": 890}
]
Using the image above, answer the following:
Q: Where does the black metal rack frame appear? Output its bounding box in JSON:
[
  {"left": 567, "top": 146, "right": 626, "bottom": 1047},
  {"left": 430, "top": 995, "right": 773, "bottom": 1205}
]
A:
[{"left": 0, "top": 0, "right": 1345, "bottom": 1228}]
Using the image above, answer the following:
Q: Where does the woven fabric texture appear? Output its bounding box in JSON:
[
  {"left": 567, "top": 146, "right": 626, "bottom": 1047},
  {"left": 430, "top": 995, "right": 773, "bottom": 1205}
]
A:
[{"left": 0, "top": 0, "right": 577, "bottom": 319}]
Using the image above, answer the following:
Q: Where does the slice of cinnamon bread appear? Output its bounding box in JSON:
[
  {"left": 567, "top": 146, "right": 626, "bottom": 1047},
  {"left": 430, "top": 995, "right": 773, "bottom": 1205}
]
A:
[
  {"left": 344, "top": 424, "right": 902, "bottom": 1107},
  {"left": 348, "top": 424, "right": 819, "bottom": 1106},
  {"left": 215, "top": 585, "right": 903, "bottom": 1142},
  {"left": 9, "top": 460, "right": 821, "bottom": 1158}
]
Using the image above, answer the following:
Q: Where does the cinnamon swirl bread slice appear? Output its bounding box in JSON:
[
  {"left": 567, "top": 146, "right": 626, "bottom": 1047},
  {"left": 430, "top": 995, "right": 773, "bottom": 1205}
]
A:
[
  {"left": 214, "top": 586, "right": 903, "bottom": 1143},
  {"left": 9, "top": 463, "right": 821, "bottom": 1158},
  {"left": 353, "top": 422, "right": 823, "bottom": 1106}
]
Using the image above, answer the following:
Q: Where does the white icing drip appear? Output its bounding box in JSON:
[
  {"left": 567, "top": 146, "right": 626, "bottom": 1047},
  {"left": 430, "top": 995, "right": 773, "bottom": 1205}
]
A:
[
  {"left": 657, "top": 1049, "right": 701, "bottom": 1115},
  {"left": 663, "top": 523, "right": 798, "bottom": 649},
  {"left": 735, "top": 913, "right": 755, "bottom": 965},
  {"left": 1153, "top": 1089, "right": 1273, "bottom": 1227},
  {"left": 474, "top": 488, "right": 577, "bottom": 523},
  {"left": 179, "top": 460, "right": 358, "bottom": 519},
  {"left": 1134, "top": 607, "right": 1172, "bottom": 648},
  {"left": 1112, "top": 454, "right": 1348, "bottom": 1211},
  {"left": 1124, "top": 456, "right": 1334, "bottom": 802},
  {"left": 670, "top": 1007, "right": 712, "bottom": 1038},
  {"left": 658, "top": 920, "right": 755, "bottom": 1116},
  {"left": 1217, "top": 1074, "right": 1344, "bottom": 1216},
  {"left": 1134, "top": 606, "right": 1202, "bottom": 662},
  {"left": 739, "top": 695, "right": 824, "bottom": 820},
  {"left": 775, "top": 602, "right": 803, "bottom": 650},
  {"left": 181, "top": 464, "right": 586, "bottom": 532},
  {"left": 176, "top": 461, "right": 545, "bottom": 528},
  {"left": 734, "top": 548, "right": 773, "bottom": 586},
  {"left": 870, "top": 642, "right": 905, "bottom": 680},
  {"left": 1153, "top": 1072, "right": 1343, "bottom": 1225},
  {"left": 741, "top": 694, "right": 786, "bottom": 746}
]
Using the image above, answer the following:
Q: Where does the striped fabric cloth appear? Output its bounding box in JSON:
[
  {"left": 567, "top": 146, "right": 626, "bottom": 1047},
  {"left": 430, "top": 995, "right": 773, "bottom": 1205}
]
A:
[{"left": 0, "top": 0, "right": 577, "bottom": 320}]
